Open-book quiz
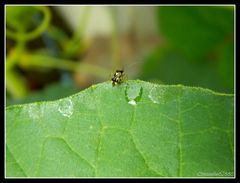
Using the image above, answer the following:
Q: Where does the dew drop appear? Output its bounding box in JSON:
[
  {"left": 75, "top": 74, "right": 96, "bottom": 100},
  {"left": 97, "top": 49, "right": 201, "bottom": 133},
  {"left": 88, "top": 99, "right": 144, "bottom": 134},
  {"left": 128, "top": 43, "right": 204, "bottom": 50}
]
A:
[
  {"left": 125, "top": 83, "right": 143, "bottom": 105},
  {"left": 28, "top": 103, "right": 43, "bottom": 119},
  {"left": 58, "top": 98, "right": 73, "bottom": 117},
  {"left": 128, "top": 100, "right": 137, "bottom": 106},
  {"left": 149, "top": 85, "right": 181, "bottom": 104},
  {"left": 148, "top": 86, "right": 159, "bottom": 104},
  {"left": 148, "top": 86, "right": 166, "bottom": 104}
]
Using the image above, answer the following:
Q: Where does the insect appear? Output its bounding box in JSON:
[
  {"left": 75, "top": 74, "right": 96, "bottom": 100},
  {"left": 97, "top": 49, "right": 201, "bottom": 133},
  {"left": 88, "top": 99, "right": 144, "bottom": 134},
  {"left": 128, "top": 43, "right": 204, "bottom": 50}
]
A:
[
  {"left": 110, "top": 59, "right": 144, "bottom": 86},
  {"left": 111, "top": 69, "right": 126, "bottom": 86}
]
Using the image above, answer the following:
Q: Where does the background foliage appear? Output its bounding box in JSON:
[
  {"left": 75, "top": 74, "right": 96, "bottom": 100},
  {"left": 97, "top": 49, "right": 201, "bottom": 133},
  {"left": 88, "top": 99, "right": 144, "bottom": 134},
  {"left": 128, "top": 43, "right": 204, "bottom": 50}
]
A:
[
  {"left": 6, "top": 6, "right": 234, "bottom": 107},
  {"left": 141, "top": 6, "right": 234, "bottom": 93}
]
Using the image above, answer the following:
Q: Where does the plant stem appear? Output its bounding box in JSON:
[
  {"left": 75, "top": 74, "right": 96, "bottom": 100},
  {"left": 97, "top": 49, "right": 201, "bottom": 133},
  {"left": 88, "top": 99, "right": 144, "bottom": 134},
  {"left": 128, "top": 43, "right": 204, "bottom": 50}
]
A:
[
  {"left": 6, "top": 69, "right": 28, "bottom": 99},
  {"left": 73, "top": 6, "right": 91, "bottom": 40},
  {"left": 6, "top": 6, "right": 51, "bottom": 41},
  {"left": 109, "top": 7, "right": 120, "bottom": 69},
  {"left": 19, "top": 54, "right": 110, "bottom": 78},
  {"left": 6, "top": 40, "right": 26, "bottom": 70}
]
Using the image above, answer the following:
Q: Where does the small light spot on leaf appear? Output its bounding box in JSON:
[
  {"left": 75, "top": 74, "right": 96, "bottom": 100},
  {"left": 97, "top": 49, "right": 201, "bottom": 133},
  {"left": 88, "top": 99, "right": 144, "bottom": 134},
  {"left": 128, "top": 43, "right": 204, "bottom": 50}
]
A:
[
  {"left": 125, "top": 83, "right": 143, "bottom": 105},
  {"left": 58, "top": 98, "right": 73, "bottom": 118},
  {"left": 148, "top": 85, "right": 166, "bottom": 104},
  {"left": 28, "top": 103, "right": 43, "bottom": 119},
  {"left": 128, "top": 100, "right": 137, "bottom": 106},
  {"left": 148, "top": 86, "right": 159, "bottom": 104}
]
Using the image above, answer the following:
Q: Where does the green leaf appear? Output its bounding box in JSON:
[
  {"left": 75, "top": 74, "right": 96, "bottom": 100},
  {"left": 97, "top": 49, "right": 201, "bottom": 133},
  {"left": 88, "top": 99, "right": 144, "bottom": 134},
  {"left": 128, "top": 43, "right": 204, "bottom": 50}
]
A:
[
  {"left": 157, "top": 6, "right": 234, "bottom": 61},
  {"left": 6, "top": 80, "right": 234, "bottom": 177}
]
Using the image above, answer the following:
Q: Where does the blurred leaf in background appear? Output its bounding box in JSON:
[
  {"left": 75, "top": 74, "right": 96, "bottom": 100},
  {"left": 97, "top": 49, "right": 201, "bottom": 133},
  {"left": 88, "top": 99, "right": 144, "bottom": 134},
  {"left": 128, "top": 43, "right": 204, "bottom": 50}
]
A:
[
  {"left": 6, "top": 6, "right": 95, "bottom": 106},
  {"left": 7, "top": 82, "right": 79, "bottom": 106},
  {"left": 141, "top": 6, "right": 234, "bottom": 93}
]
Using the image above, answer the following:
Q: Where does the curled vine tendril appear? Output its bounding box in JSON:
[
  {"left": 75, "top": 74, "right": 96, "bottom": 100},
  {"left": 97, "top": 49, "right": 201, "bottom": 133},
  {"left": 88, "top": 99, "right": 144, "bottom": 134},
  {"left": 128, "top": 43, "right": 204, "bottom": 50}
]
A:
[{"left": 6, "top": 6, "right": 51, "bottom": 41}]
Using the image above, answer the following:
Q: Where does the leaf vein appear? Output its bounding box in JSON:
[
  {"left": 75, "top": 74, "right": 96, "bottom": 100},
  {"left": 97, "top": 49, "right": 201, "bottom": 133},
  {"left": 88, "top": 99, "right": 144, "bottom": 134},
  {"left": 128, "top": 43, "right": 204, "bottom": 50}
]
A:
[
  {"left": 6, "top": 145, "right": 28, "bottom": 177},
  {"left": 177, "top": 93, "right": 183, "bottom": 177}
]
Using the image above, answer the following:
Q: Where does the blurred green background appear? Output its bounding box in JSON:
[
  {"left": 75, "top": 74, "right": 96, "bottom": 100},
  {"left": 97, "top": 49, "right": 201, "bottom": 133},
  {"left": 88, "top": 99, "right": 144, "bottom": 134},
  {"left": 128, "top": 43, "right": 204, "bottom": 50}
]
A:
[{"left": 6, "top": 5, "right": 234, "bottom": 106}]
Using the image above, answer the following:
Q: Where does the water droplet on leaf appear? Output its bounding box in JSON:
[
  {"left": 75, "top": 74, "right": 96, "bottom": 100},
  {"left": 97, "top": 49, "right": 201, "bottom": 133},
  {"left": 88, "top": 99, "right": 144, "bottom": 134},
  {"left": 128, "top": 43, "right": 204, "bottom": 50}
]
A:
[
  {"left": 128, "top": 100, "right": 137, "bottom": 105},
  {"left": 58, "top": 98, "right": 73, "bottom": 117},
  {"left": 148, "top": 86, "right": 159, "bottom": 104},
  {"left": 125, "top": 83, "right": 143, "bottom": 105},
  {"left": 28, "top": 103, "right": 43, "bottom": 119},
  {"left": 148, "top": 86, "right": 166, "bottom": 104}
]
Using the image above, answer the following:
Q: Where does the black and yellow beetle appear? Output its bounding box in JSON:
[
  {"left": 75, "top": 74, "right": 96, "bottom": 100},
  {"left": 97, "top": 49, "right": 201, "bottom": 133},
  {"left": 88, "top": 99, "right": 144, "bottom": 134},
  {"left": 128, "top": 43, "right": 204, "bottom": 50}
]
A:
[{"left": 111, "top": 69, "right": 126, "bottom": 86}]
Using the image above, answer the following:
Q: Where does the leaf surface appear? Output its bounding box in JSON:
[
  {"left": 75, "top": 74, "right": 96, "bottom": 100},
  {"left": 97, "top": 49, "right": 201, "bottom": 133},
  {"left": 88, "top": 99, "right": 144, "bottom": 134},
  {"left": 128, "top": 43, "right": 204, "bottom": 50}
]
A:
[{"left": 6, "top": 80, "right": 234, "bottom": 177}]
